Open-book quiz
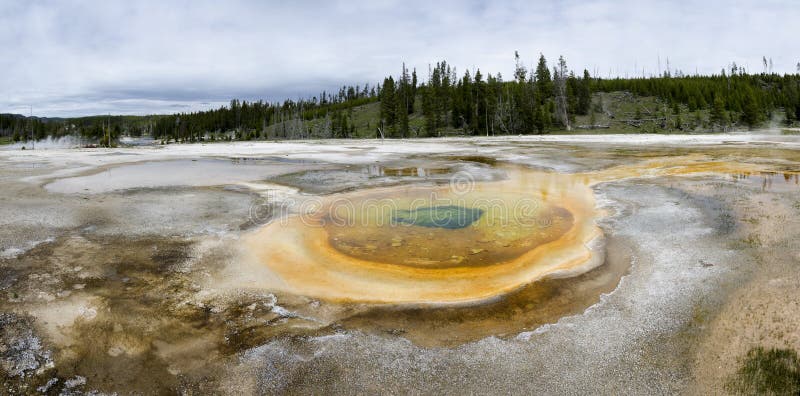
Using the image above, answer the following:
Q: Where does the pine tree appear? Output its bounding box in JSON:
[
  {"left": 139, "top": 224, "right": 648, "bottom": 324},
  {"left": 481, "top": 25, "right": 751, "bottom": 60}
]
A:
[
  {"left": 19, "top": 56, "right": 800, "bottom": 143},
  {"left": 577, "top": 69, "right": 592, "bottom": 115},
  {"left": 474, "top": 69, "right": 487, "bottom": 135},
  {"left": 380, "top": 76, "right": 396, "bottom": 132},
  {"left": 411, "top": 68, "right": 418, "bottom": 110},
  {"left": 397, "top": 64, "right": 411, "bottom": 138},
  {"left": 535, "top": 54, "right": 553, "bottom": 103},
  {"left": 421, "top": 84, "right": 436, "bottom": 136},
  {"left": 554, "top": 56, "right": 570, "bottom": 130},
  {"left": 534, "top": 105, "right": 548, "bottom": 134},
  {"left": 786, "top": 107, "right": 797, "bottom": 126},
  {"left": 741, "top": 90, "right": 762, "bottom": 129},
  {"left": 710, "top": 95, "right": 728, "bottom": 129},
  {"left": 340, "top": 113, "right": 349, "bottom": 138},
  {"left": 438, "top": 61, "right": 453, "bottom": 128},
  {"left": 514, "top": 51, "right": 527, "bottom": 83}
]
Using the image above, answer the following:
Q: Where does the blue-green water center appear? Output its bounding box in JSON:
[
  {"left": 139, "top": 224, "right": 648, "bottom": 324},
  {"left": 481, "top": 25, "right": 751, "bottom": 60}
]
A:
[{"left": 392, "top": 205, "right": 484, "bottom": 229}]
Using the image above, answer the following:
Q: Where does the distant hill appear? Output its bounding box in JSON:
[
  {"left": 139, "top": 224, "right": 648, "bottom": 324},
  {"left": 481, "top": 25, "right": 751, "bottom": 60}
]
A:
[{"left": 3, "top": 56, "right": 799, "bottom": 144}]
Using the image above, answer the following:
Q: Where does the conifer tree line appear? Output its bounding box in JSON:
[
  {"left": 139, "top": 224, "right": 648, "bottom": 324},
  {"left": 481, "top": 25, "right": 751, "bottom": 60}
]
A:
[
  {"left": 3, "top": 53, "right": 800, "bottom": 144},
  {"left": 398, "top": 53, "right": 593, "bottom": 137},
  {"left": 594, "top": 69, "right": 800, "bottom": 129},
  {"left": 0, "top": 114, "right": 139, "bottom": 145},
  {"left": 150, "top": 82, "right": 381, "bottom": 142}
]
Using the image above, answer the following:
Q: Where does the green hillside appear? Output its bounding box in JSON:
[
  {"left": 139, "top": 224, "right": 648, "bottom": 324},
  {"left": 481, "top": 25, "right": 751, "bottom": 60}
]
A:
[
  {"left": 3, "top": 54, "right": 800, "bottom": 144},
  {"left": 257, "top": 89, "right": 761, "bottom": 139}
]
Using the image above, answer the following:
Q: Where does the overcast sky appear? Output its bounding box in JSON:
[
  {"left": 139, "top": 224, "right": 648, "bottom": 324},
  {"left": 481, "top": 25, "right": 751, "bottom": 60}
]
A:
[{"left": 2, "top": 0, "right": 798, "bottom": 117}]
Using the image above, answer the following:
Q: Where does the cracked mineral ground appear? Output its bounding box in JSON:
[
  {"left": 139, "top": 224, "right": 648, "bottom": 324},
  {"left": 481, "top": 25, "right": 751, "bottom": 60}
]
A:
[{"left": 2, "top": 134, "right": 800, "bottom": 394}]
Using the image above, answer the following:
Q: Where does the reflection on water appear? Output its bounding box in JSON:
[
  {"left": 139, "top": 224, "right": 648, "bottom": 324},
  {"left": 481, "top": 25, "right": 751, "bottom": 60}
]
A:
[
  {"left": 267, "top": 164, "right": 467, "bottom": 195},
  {"left": 730, "top": 171, "right": 800, "bottom": 191},
  {"left": 362, "top": 164, "right": 450, "bottom": 177}
]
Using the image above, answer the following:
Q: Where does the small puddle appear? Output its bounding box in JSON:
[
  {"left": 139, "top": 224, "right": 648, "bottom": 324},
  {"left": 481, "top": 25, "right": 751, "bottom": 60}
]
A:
[
  {"left": 268, "top": 164, "right": 467, "bottom": 194},
  {"left": 364, "top": 165, "right": 450, "bottom": 177},
  {"left": 729, "top": 171, "right": 800, "bottom": 191},
  {"left": 44, "top": 159, "right": 311, "bottom": 194}
]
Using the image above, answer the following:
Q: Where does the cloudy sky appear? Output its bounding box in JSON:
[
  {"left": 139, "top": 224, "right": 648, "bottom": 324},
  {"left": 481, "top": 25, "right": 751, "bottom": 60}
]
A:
[{"left": 1, "top": 0, "right": 798, "bottom": 117}]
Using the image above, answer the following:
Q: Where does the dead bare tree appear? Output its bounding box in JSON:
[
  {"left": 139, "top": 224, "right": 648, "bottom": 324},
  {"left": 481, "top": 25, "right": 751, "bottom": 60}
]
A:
[
  {"left": 281, "top": 105, "right": 305, "bottom": 139},
  {"left": 316, "top": 114, "right": 332, "bottom": 138},
  {"left": 555, "top": 56, "right": 571, "bottom": 131},
  {"left": 494, "top": 87, "right": 515, "bottom": 134},
  {"left": 377, "top": 120, "right": 385, "bottom": 140}
]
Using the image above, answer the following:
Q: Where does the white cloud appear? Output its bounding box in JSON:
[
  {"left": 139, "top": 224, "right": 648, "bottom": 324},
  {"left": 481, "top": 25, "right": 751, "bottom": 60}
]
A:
[{"left": 1, "top": 0, "right": 797, "bottom": 117}]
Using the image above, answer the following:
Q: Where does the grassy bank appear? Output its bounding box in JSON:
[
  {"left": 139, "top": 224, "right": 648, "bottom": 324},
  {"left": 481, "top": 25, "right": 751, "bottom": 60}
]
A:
[{"left": 259, "top": 91, "right": 745, "bottom": 139}]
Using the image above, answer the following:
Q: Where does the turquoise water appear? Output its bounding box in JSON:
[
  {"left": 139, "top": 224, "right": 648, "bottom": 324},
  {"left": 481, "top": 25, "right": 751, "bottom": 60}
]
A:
[{"left": 392, "top": 205, "right": 484, "bottom": 229}]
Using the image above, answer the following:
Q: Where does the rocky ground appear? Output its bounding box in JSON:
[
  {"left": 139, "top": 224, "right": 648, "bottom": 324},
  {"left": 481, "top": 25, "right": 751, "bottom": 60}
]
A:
[{"left": 1, "top": 134, "right": 799, "bottom": 394}]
